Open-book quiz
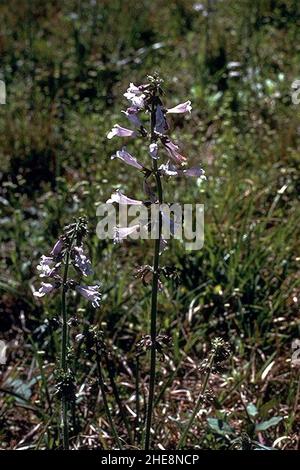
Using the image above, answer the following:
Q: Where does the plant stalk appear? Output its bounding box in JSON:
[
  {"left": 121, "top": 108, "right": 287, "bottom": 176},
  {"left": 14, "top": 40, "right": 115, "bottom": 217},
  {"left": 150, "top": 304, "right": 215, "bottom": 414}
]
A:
[
  {"left": 61, "top": 247, "right": 71, "bottom": 450},
  {"left": 144, "top": 96, "right": 163, "bottom": 450},
  {"left": 177, "top": 351, "right": 216, "bottom": 449}
]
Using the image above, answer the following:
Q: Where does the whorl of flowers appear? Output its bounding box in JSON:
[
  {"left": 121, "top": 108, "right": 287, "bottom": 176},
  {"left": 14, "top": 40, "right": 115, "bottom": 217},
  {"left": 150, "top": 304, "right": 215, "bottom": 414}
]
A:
[
  {"left": 33, "top": 217, "right": 101, "bottom": 308},
  {"left": 106, "top": 74, "right": 205, "bottom": 245}
]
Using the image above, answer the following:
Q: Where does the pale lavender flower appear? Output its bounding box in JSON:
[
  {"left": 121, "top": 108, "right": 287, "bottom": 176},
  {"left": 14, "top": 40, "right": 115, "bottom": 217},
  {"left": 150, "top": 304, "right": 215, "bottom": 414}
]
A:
[
  {"left": 107, "top": 124, "right": 136, "bottom": 140},
  {"left": 155, "top": 104, "right": 168, "bottom": 134},
  {"left": 33, "top": 282, "right": 56, "bottom": 298},
  {"left": 167, "top": 100, "right": 192, "bottom": 114},
  {"left": 37, "top": 255, "right": 60, "bottom": 278},
  {"left": 182, "top": 167, "right": 206, "bottom": 178},
  {"left": 113, "top": 224, "right": 141, "bottom": 243},
  {"left": 158, "top": 163, "right": 178, "bottom": 176},
  {"left": 124, "top": 83, "right": 145, "bottom": 109},
  {"left": 75, "top": 284, "right": 101, "bottom": 308},
  {"left": 50, "top": 238, "right": 64, "bottom": 257},
  {"left": 121, "top": 107, "right": 142, "bottom": 127},
  {"left": 111, "top": 148, "right": 144, "bottom": 170},
  {"left": 163, "top": 139, "right": 187, "bottom": 165},
  {"left": 106, "top": 189, "right": 144, "bottom": 205},
  {"left": 159, "top": 162, "right": 205, "bottom": 178},
  {"left": 149, "top": 143, "right": 158, "bottom": 159},
  {"left": 72, "top": 246, "right": 93, "bottom": 276}
]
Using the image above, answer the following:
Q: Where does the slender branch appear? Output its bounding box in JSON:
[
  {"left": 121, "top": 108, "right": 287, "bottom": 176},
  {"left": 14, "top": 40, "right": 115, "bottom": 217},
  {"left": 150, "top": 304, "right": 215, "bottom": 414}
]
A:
[
  {"left": 135, "top": 356, "right": 140, "bottom": 444},
  {"left": 177, "top": 351, "right": 215, "bottom": 449},
  {"left": 144, "top": 96, "right": 163, "bottom": 450},
  {"left": 60, "top": 225, "right": 77, "bottom": 450},
  {"left": 61, "top": 247, "right": 71, "bottom": 450}
]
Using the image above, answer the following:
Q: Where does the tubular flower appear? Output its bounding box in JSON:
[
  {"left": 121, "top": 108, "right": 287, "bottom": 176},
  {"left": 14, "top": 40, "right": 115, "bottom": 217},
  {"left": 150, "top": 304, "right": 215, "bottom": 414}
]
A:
[
  {"left": 107, "top": 124, "right": 136, "bottom": 140},
  {"left": 37, "top": 255, "right": 60, "bottom": 278},
  {"left": 159, "top": 162, "right": 205, "bottom": 178},
  {"left": 75, "top": 284, "right": 102, "bottom": 308},
  {"left": 50, "top": 238, "right": 64, "bottom": 257},
  {"left": 111, "top": 148, "right": 144, "bottom": 170},
  {"left": 149, "top": 142, "right": 158, "bottom": 159},
  {"left": 33, "top": 282, "right": 57, "bottom": 298},
  {"left": 163, "top": 138, "right": 187, "bottom": 165},
  {"left": 106, "top": 189, "right": 144, "bottom": 205},
  {"left": 155, "top": 104, "right": 168, "bottom": 134},
  {"left": 124, "top": 83, "right": 146, "bottom": 109},
  {"left": 166, "top": 100, "right": 192, "bottom": 114},
  {"left": 72, "top": 246, "right": 93, "bottom": 277},
  {"left": 121, "top": 107, "right": 142, "bottom": 127}
]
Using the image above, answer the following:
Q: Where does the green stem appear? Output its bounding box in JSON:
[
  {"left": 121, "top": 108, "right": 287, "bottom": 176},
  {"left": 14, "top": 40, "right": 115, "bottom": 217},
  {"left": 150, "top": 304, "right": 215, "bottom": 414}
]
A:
[
  {"left": 144, "top": 97, "right": 163, "bottom": 450},
  {"left": 177, "top": 352, "right": 215, "bottom": 449},
  {"left": 95, "top": 343, "right": 122, "bottom": 450},
  {"left": 135, "top": 356, "right": 140, "bottom": 444},
  {"left": 61, "top": 248, "right": 71, "bottom": 450}
]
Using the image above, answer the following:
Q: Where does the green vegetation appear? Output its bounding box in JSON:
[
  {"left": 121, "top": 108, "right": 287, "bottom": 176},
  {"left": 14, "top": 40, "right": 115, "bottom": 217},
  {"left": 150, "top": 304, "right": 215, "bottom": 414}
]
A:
[{"left": 0, "top": 0, "right": 299, "bottom": 450}]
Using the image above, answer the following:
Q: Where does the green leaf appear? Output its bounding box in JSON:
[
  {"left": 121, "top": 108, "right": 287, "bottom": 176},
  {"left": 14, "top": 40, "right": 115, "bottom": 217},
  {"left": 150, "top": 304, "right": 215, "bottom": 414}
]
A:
[
  {"left": 255, "top": 416, "right": 282, "bottom": 432},
  {"left": 207, "top": 417, "right": 235, "bottom": 436},
  {"left": 5, "top": 378, "right": 36, "bottom": 404}
]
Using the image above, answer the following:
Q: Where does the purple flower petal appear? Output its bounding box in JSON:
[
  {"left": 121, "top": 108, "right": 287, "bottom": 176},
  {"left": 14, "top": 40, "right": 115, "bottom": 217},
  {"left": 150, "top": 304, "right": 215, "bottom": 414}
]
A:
[
  {"left": 182, "top": 167, "right": 206, "bottom": 177},
  {"left": 50, "top": 238, "right": 64, "bottom": 257},
  {"left": 167, "top": 100, "right": 192, "bottom": 114},
  {"left": 163, "top": 139, "right": 187, "bottom": 165},
  {"left": 33, "top": 282, "right": 56, "bottom": 298},
  {"left": 155, "top": 104, "right": 168, "bottom": 134},
  {"left": 37, "top": 255, "right": 60, "bottom": 278},
  {"left": 158, "top": 162, "right": 179, "bottom": 176},
  {"left": 107, "top": 124, "right": 136, "bottom": 140},
  {"left": 72, "top": 246, "right": 93, "bottom": 276},
  {"left": 113, "top": 224, "right": 141, "bottom": 243},
  {"left": 149, "top": 143, "right": 158, "bottom": 159},
  {"left": 111, "top": 148, "right": 144, "bottom": 170},
  {"left": 124, "top": 83, "right": 145, "bottom": 109},
  {"left": 106, "top": 189, "right": 144, "bottom": 205},
  {"left": 76, "top": 284, "right": 101, "bottom": 308},
  {"left": 159, "top": 162, "right": 205, "bottom": 178},
  {"left": 121, "top": 108, "right": 142, "bottom": 127}
]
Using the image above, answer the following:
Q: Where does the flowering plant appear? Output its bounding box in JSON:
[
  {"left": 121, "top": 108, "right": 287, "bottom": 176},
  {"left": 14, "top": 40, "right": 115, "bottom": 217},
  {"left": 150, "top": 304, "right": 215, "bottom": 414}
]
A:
[
  {"left": 107, "top": 74, "right": 204, "bottom": 449},
  {"left": 33, "top": 217, "right": 101, "bottom": 449}
]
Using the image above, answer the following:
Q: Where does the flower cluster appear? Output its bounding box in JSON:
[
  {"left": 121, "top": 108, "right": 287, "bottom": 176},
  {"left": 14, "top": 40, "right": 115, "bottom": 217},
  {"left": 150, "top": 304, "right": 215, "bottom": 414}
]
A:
[
  {"left": 106, "top": 74, "right": 205, "bottom": 245},
  {"left": 33, "top": 218, "right": 101, "bottom": 308}
]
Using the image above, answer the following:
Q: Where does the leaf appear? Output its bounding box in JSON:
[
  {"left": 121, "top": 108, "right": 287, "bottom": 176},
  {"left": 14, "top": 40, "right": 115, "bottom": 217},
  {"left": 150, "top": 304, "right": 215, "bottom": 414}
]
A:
[
  {"left": 255, "top": 416, "right": 282, "bottom": 432},
  {"left": 207, "top": 417, "right": 235, "bottom": 436},
  {"left": 247, "top": 403, "right": 259, "bottom": 418},
  {"left": 5, "top": 378, "right": 34, "bottom": 404}
]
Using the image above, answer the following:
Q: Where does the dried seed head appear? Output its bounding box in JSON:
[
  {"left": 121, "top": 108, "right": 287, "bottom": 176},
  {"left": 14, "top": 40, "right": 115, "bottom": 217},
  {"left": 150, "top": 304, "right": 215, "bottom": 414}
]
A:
[
  {"left": 135, "top": 333, "right": 172, "bottom": 360},
  {"left": 55, "top": 369, "right": 76, "bottom": 401},
  {"left": 211, "top": 337, "right": 231, "bottom": 363}
]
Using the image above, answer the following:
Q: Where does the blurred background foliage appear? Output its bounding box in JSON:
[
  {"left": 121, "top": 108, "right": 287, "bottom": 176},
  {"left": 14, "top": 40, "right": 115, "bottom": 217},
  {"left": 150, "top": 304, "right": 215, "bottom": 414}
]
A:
[{"left": 0, "top": 0, "right": 299, "bottom": 449}]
